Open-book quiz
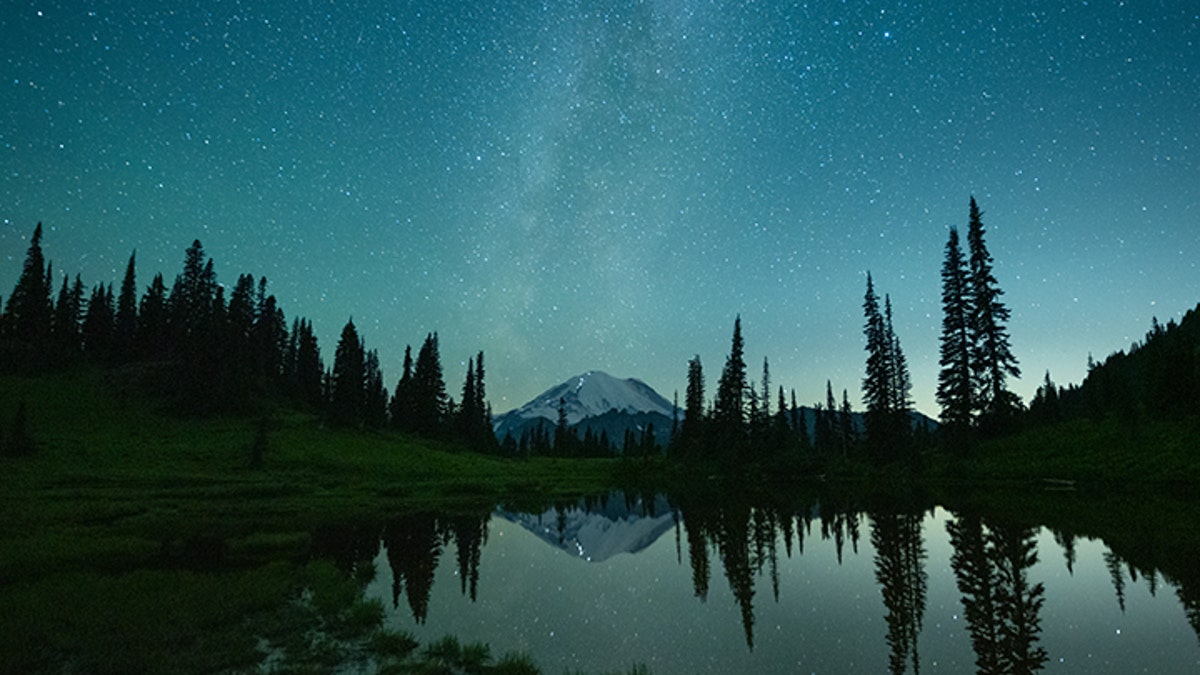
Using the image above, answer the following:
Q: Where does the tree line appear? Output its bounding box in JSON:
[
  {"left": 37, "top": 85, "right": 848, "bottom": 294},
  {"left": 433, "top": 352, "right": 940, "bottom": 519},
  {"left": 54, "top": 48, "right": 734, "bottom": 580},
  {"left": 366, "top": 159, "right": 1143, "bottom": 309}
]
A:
[
  {"left": 669, "top": 315, "right": 871, "bottom": 469},
  {"left": 667, "top": 198, "right": 1021, "bottom": 468},
  {"left": 1026, "top": 303, "right": 1200, "bottom": 429},
  {"left": 498, "top": 406, "right": 665, "bottom": 459},
  {"left": 0, "top": 225, "right": 496, "bottom": 451},
  {"left": 9, "top": 193, "right": 1192, "bottom": 463}
]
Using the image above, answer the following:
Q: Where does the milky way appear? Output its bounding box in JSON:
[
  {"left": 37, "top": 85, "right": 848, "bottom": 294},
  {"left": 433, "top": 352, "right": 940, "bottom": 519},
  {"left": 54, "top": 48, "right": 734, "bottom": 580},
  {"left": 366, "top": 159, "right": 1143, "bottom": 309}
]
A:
[{"left": 2, "top": 1, "right": 1198, "bottom": 414}]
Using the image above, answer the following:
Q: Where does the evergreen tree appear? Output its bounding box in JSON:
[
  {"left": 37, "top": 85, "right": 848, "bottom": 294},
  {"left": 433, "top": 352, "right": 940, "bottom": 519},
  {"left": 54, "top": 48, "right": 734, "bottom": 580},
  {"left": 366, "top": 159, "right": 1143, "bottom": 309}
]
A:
[
  {"left": 713, "top": 316, "right": 748, "bottom": 451},
  {"left": 1029, "top": 371, "right": 1061, "bottom": 426},
  {"left": 670, "top": 390, "right": 680, "bottom": 444},
  {"left": 677, "top": 354, "right": 706, "bottom": 456},
  {"left": 745, "top": 357, "right": 772, "bottom": 451},
  {"left": 4, "top": 223, "right": 53, "bottom": 355},
  {"left": 826, "top": 380, "right": 838, "bottom": 451},
  {"left": 249, "top": 289, "right": 287, "bottom": 395},
  {"left": 164, "top": 241, "right": 222, "bottom": 411},
  {"left": 553, "top": 396, "right": 573, "bottom": 456},
  {"left": 760, "top": 357, "right": 771, "bottom": 419},
  {"left": 622, "top": 427, "right": 636, "bottom": 455},
  {"left": 862, "top": 273, "right": 893, "bottom": 449},
  {"left": 937, "top": 226, "right": 975, "bottom": 437},
  {"left": 774, "top": 386, "right": 792, "bottom": 450},
  {"left": 885, "top": 295, "right": 914, "bottom": 434},
  {"left": 390, "top": 345, "right": 416, "bottom": 432},
  {"left": 966, "top": 197, "right": 1021, "bottom": 428},
  {"left": 137, "top": 273, "right": 169, "bottom": 358},
  {"left": 791, "top": 389, "right": 809, "bottom": 450},
  {"left": 114, "top": 251, "right": 138, "bottom": 361},
  {"left": 226, "top": 274, "right": 257, "bottom": 351},
  {"left": 863, "top": 275, "right": 913, "bottom": 458},
  {"left": 746, "top": 385, "right": 761, "bottom": 444},
  {"left": 283, "top": 318, "right": 301, "bottom": 389},
  {"left": 500, "top": 431, "right": 518, "bottom": 456},
  {"left": 289, "top": 318, "right": 324, "bottom": 407},
  {"left": 363, "top": 348, "right": 388, "bottom": 428},
  {"left": 81, "top": 283, "right": 115, "bottom": 360},
  {"left": 224, "top": 273, "right": 258, "bottom": 398},
  {"left": 50, "top": 274, "right": 85, "bottom": 364},
  {"left": 453, "top": 351, "right": 495, "bottom": 450},
  {"left": 170, "top": 240, "right": 216, "bottom": 340},
  {"left": 329, "top": 319, "right": 365, "bottom": 425},
  {"left": 840, "top": 389, "right": 855, "bottom": 458},
  {"left": 640, "top": 422, "right": 658, "bottom": 458},
  {"left": 460, "top": 355, "right": 477, "bottom": 433},
  {"left": 473, "top": 352, "right": 493, "bottom": 449},
  {"left": 809, "top": 402, "right": 825, "bottom": 455},
  {"left": 411, "top": 333, "right": 447, "bottom": 435}
]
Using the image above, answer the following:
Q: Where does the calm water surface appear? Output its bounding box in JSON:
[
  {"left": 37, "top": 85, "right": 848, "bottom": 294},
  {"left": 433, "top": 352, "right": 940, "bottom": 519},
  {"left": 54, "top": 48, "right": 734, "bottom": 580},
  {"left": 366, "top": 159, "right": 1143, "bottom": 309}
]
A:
[{"left": 361, "top": 494, "right": 1199, "bottom": 674}]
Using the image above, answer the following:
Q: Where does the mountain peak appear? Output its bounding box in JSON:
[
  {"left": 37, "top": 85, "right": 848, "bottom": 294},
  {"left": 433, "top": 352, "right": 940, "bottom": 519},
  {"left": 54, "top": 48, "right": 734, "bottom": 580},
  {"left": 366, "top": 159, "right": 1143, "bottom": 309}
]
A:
[{"left": 495, "top": 370, "right": 674, "bottom": 428}]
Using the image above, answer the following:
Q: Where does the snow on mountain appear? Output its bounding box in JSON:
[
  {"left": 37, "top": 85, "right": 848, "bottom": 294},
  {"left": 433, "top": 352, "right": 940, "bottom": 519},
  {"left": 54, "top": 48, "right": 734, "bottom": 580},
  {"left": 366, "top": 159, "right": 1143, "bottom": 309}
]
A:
[
  {"left": 494, "top": 371, "right": 674, "bottom": 429},
  {"left": 498, "top": 494, "right": 675, "bottom": 563}
]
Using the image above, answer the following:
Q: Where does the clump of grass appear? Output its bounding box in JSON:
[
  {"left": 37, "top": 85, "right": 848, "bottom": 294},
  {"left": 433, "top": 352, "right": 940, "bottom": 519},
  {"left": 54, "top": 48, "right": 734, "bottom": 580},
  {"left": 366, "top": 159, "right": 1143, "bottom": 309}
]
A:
[{"left": 369, "top": 629, "right": 420, "bottom": 660}]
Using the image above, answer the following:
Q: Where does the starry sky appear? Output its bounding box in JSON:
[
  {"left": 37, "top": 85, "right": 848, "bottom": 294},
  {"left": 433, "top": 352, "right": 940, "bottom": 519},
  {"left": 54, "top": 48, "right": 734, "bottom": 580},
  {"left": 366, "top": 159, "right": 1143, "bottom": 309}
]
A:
[{"left": 2, "top": 1, "right": 1198, "bottom": 416}]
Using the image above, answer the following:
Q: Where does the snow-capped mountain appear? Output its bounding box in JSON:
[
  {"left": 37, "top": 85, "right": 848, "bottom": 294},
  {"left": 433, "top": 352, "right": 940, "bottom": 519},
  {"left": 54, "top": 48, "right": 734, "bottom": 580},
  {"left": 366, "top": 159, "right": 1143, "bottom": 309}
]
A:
[
  {"left": 492, "top": 371, "right": 675, "bottom": 442},
  {"left": 497, "top": 494, "right": 675, "bottom": 563}
]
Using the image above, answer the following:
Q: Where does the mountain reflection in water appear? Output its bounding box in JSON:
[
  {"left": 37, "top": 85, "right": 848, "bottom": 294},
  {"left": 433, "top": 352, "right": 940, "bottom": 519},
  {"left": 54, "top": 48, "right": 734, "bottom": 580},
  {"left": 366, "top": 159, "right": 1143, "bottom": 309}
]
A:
[
  {"left": 348, "top": 491, "right": 1200, "bottom": 674},
  {"left": 498, "top": 493, "right": 675, "bottom": 562}
]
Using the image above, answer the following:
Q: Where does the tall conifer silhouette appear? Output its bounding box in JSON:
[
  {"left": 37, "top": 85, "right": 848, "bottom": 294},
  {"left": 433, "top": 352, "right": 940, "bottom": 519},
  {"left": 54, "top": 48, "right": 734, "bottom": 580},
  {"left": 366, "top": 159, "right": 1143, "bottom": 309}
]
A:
[
  {"left": 966, "top": 197, "right": 1021, "bottom": 428},
  {"left": 5, "top": 223, "right": 52, "bottom": 354},
  {"left": 330, "top": 319, "right": 365, "bottom": 425},
  {"left": 713, "top": 315, "right": 748, "bottom": 451},
  {"left": 937, "top": 225, "right": 975, "bottom": 436},
  {"left": 114, "top": 252, "right": 138, "bottom": 361}
]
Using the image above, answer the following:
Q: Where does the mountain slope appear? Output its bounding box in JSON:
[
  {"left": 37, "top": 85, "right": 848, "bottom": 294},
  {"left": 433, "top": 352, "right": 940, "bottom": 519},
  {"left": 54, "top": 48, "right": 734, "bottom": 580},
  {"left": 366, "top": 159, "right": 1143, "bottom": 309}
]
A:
[{"left": 492, "top": 371, "right": 675, "bottom": 444}]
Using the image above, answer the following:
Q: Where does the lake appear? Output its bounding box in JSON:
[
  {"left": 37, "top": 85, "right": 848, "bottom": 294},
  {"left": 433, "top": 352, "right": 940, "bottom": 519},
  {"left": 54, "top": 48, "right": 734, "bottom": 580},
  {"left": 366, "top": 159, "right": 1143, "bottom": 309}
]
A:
[{"left": 351, "top": 490, "right": 1200, "bottom": 674}]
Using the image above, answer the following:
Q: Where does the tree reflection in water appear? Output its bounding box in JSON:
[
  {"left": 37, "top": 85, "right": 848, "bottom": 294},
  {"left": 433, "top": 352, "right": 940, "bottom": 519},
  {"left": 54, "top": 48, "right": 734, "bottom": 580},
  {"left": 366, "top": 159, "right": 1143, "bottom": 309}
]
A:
[
  {"left": 672, "top": 493, "right": 865, "bottom": 651},
  {"left": 946, "top": 514, "right": 1047, "bottom": 675},
  {"left": 871, "top": 510, "right": 928, "bottom": 675},
  {"left": 307, "top": 511, "right": 492, "bottom": 625},
  {"left": 332, "top": 491, "right": 1200, "bottom": 672}
]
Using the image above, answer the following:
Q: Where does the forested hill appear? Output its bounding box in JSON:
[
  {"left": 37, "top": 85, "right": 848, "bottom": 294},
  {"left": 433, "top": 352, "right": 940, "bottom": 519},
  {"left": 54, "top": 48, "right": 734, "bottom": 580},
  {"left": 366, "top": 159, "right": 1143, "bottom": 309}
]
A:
[{"left": 1029, "top": 303, "right": 1200, "bottom": 425}]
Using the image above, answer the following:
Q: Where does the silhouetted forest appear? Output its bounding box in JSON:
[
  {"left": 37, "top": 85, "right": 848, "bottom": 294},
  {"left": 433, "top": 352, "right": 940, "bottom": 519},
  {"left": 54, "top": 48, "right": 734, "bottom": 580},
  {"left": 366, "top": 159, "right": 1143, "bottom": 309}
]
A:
[
  {"left": 5, "top": 194, "right": 1199, "bottom": 466},
  {"left": 0, "top": 224, "right": 496, "bottom": 451},
  {"left": 1027, "top": 307, "right": 1200, "bottom": 427},
  {"left": 665, "top": 312, "right": 933, "bottom": 471},
  {"left": 666, "top": 197, "right": 1025, "bottom": 468}
]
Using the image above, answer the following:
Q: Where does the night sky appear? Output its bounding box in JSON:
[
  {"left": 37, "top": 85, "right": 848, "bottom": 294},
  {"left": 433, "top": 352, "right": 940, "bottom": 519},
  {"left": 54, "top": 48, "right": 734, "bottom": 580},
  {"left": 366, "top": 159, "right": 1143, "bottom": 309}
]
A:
[{"left": 2, "top": 1, "right": 1198, "bottom": 416}]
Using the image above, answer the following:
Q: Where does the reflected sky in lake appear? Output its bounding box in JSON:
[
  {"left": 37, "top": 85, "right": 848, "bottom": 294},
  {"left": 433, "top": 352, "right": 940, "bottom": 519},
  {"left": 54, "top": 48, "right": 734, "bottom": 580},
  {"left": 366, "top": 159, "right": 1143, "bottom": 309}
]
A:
[{"left": 363, "top": 500, "right": 1198, "bottom": 674}]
